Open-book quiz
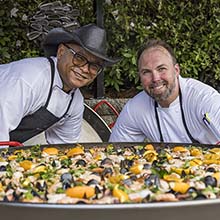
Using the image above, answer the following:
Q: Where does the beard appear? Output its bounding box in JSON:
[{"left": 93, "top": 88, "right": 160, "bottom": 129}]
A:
[{"left": 144, "top": 73, "right": 177, "bottom": 103}]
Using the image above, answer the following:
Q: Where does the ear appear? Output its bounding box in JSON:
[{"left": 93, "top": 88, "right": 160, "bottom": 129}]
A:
[
  {"left": 56, "top": 44, "right": 65, "bottom": 59},
  {"left": 174, "top": 63, "right": 180, "bottom": 76}
]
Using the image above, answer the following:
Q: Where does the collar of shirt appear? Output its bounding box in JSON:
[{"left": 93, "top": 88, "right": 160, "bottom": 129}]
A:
[{"left": 51, "top": 56, "right": 76, "bottom": 95}]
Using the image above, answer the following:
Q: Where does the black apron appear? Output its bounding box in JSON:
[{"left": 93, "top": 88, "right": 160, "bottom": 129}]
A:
[{"left": 9, "top": 57, "right": 74, "bottom": 143}]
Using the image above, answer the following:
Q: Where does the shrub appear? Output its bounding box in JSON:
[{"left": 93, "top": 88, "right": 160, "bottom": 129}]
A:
[{"left": 1, "top": 0, "right": 220, "bottom": 94}]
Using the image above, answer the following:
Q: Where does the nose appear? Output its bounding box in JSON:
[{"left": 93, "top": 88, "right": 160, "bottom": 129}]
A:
[
  {"left": 151, "top": 71, "right": 161, "bottom": 82},
  {"left": 80, "top": 63, "right": 90, "bottom": 73}
]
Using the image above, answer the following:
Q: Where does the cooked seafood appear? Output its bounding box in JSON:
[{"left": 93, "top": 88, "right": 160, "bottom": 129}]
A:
[{"left": 0, "top": 143, "right": 220, "bottom": 204}]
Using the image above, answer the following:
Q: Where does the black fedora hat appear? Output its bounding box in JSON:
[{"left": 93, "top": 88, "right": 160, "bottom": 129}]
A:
[{"left": 43, "top": 23, "right": 120, "bottom": 66}]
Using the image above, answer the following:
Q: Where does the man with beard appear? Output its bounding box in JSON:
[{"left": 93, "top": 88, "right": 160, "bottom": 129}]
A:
[
  {"left": 109, "top": 39, "right": 220, "bottom": 144},
  {"left": 0, "top": 23, "right": 119, "bottom": 145}
]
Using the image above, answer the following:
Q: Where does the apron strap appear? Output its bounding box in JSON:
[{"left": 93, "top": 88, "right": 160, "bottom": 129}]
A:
[
  {"left": 45, "top": 57, "right": 55, "bottom": 107},
  {"left": 179, "top": 89, "right": 199, "bottom": 143},
  {"left": 154, "top": 102, "right": 163, "bottom": 142}
]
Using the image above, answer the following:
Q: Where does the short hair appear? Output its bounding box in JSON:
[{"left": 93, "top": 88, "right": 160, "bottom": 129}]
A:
[{"left": 137, "top": 39, "right": 177, "bottom": 65}]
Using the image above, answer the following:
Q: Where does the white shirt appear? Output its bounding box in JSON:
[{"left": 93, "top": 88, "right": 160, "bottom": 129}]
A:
[
  {"left": 109, "top": 76, "right": 220, "bottom": 144},
  {"left": 0, "top": 57, "right": 84, "bottom": 144}
]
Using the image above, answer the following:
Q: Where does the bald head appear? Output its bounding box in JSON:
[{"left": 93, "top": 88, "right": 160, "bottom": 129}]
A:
[{"left": 137, "top": 39, "right": 177, "bottom": 67}]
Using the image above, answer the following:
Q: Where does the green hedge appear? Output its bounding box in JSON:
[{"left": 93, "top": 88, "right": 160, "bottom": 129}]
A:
[{"left": 1, "top": 0, "right": 220, "bottom": 93}]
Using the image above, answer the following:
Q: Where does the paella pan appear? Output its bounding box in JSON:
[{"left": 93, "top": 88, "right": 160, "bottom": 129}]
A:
[{"left": 0, "top": 142, "right": 220, "bottom": 220}]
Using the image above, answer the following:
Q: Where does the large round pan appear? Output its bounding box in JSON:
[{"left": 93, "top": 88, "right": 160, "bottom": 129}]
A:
[
  {"left": 0, "top": 199, "right": 220, "bottom": 220},
  {"left": 23, "top": 103, "right": 111, "bottom": 146},
  {"left": 0, "top": 142, "right": 219, "bottom": 220}
]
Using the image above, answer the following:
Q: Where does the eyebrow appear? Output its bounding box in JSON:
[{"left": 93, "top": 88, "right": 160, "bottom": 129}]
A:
[
  {"left": 140, "top": 64, "right": 167, "bottom": 72},
  {"left": 156, "top": 64, "right": 167, "bottom": 69},
  {"left": 140, "top": 68, "right": 151, "bottom": 74},
  {"left": 67, "top": 44, "right": 103, "bottom": 65}
]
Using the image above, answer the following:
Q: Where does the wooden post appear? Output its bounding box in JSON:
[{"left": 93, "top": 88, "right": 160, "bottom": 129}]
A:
[{"left": 93, "top": 0, "right": 104, "bottom": 98}]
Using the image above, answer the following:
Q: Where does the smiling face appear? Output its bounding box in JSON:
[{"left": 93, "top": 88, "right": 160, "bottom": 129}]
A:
[
  {"left": 56, "top": 43, "right": 104, "bottom": 93},
  {"left": 138, "top": 46, "right": 180, "bottom": 107}
]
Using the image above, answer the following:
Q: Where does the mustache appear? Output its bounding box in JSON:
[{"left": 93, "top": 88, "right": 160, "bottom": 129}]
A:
[{"left": 149, "top": 81, "right": 166, "bottom": 89}]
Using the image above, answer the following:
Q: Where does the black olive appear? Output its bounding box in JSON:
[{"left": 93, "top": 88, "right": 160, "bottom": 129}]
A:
[
  {"left": 0, "top": 165, "right": 6, "bottom": 171},
  {"left": 75, "top": 159, "right": 87, "bottom": 167},
  {"left": 87, "top": 179, "right": 99, "bottom": 186},
  {"left": 206, "top": 167, "right": 216, "bottom": 173},
  {"left": 204, "top": 175, "right": 217, "bottom": 187},
  {"left": 100, "top": 158, "right": 113, "bottom": 166}
]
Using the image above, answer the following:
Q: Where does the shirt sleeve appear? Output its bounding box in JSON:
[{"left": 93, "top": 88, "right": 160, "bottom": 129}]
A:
[
  {"left": 199, "top": 89, "right": 220, "bottom": 141},
  {"left": 184, "top": 78, "right": 220, "bottom": 143},
  {"left": 0, "top": 78, "right": 33, "bottom": 141},
  {"left": 109, "top": 101, "right": 146, "bottom": 142}
]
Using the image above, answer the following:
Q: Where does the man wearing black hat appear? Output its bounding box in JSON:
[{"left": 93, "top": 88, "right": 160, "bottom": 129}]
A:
[{"left": 0, "top": 23, "right": 119, "bottom": 145}]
